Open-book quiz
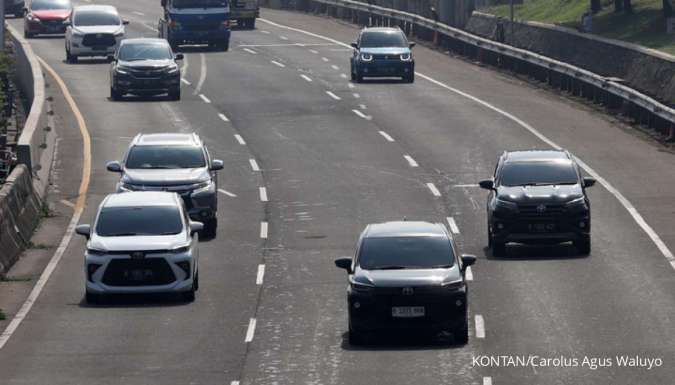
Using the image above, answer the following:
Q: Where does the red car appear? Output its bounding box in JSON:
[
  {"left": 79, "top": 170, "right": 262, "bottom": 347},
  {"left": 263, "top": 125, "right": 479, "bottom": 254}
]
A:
[{"left": 23, "top": 0, "right": 72, "bottom": 38}]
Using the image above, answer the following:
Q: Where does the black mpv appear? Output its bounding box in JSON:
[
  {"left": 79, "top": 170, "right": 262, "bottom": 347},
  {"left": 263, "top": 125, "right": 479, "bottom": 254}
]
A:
[{"left": 479, "top": 150, "right": 596, "bottom": 257}]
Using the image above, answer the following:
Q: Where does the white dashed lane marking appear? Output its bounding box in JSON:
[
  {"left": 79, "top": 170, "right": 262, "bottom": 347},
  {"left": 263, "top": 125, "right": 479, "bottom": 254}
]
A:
[
  {"left": 199, "top": 94, "right": 211, "bottom": 103},
  {"left": 260, "top": 222, "right": 268, "bottom": 239},
  {"left": 309, "top": 49, "right": 318, "bottom": 54},
  {"left": 352, "top": 109, "right": 371, "bottom": 120},
  {"left": 353, "top": 93, "right": 360, "bottom": 98},
  {"left": 234, "top": 134, "right": 246, "bottom": 145},
  {"left": 326, "top": 91, "right": 341, "bottom": 100},
  {"left": 280, "top": 35, "right": 289, "bottom": 40},
  {"left": 243, "top": 48, "right": 257, "bottom": 54},
  {"left": 321, "top": 57, "right": 329, "bottom": 62},
  {"left": 475, "top": 315, "right": 486, "bottom": 338},
  {"left": 256, "top": 264, "right": 265, "bottom": 285},
  {"left": 403, "top": 155, "right": 418, "bottom": 168},
  {"left": 340, "top": 73, "right": 348, "bottom": 79},
  {"left": 245, "top": 318, "right": 257, "bottom": 342},
  {"left": 378, "top": 131, "right": 395, "bottom": 142},
  {"left": 181, "top": 78, "right": 191, "bottom": 85},
  {"left": 218, "top": 189, "right": 237, "bottom": 198},
  {"left": 259, "top": 187, "right": 268, "bottom": 202},
  {"left": 426, "top": 183, "right": 441, "bottom": 197},
  {"left": 331, "top": 64, "right": 339, "bottom": 70},
  {"left": 271, "top": 60, "right": 286, "bottom": 68},
  {"left": 249, "top": 159, "right": 260, "bottom": 171},
  {"left": 300, "top": 74, "right": 313, "bottom": 82},
  {"left": 218, "top": 113, "right": 230, "bottom": 122},
  {"left": 260, "top": 30, "right": 270, "bottom": 34},
  {"left": 446, "top": 217, "right": 460, "bottom": 234}
]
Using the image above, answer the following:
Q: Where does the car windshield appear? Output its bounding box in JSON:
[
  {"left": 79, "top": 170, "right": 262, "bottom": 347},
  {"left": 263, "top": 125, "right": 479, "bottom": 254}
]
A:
[
  {"left": 119, "top": 43, "right": 172, "bottom": 61},
  {"left": 358, "top": 236, "right": 455, "bottom": 270},
  {"left": 73, "top": 10, "right": 120, "bottom": 26},
  {"left": 360, "top": 31, "right": 407, "bottom": 48},
  {"left": 172, "top": 0, "right": 228, "bottom": 8},
  {"left": 31, "top": 0, "right": 72, "bottom": 11},
  {"left": 126, "top": 145, "right": 206, "bottom": 169},
  {"left": 500, "top": 161, "right": 579, "bottom": 186},
  {"left": 96, "top": 206, "right": 183, "bottom": 236}
]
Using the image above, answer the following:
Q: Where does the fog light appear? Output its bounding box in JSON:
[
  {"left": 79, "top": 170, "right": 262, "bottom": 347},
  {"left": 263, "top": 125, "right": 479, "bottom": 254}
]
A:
[
  {"left": 579, "top": 221, "right": 586, "bottom": 228},
  {"left": 496, "top": 223, "right": 504, "bottom": 230},
  {"left": 354, "top": 301, "right": 361, "bottom": 309},
  {"left": 87, "top": 263, "right": 102, "bottom": 282},
  {"left": 455, "top": 300, "right": 463, "bottom": 307},
  {"left": 176, "top": 261, "right": 191, "bottom": 280}
]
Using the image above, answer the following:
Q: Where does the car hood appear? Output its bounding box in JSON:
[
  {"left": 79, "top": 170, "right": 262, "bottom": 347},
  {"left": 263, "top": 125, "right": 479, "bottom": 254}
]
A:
[
  {"left": 497, "top": 184, "right": 583, "bottom": 204},
  {"left": 118, "top": 59, "right": 175, "bottom": 69},
  {"left": 89, "top": 233, "right": 189, "bottom": 252},
  {"left": 31, "top": 9, "right": 71, "bottom": 20},
  {"left": 355, "top": 266, "right": 461, "bottom": 287},
  {"left": 168, "top": 6, "right": 229, "bottom": 21},
  {"left": 359, "top": 47, "right": 410, "bottom": 55},
  {"left": 73, "top": 25, "right": 123, "bottom": 34},
  {"left": 122, "top": 168, "right": 210, "bottom": 186}
]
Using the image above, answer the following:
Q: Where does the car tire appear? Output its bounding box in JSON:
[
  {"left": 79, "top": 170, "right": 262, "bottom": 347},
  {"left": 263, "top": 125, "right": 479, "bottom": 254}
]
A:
[
  {"left": 355, "top": 71, "right": 364, "bottom": 83},
  {"left": 575, "top": 237, "right": 591, "bottom": 256},
  {"left": 110, "top": 87, "right": 122, "bottom": 101},
  {"left": 193, "top": 271, "right": 199, "bottom": 291},
  {"left": 201, "top": 217, "right": 217, "bottom": 238},
  {"left": 66, "top": 48, "right": 77, "bottom": 63},
  {"left": 85, "top": 291, "right": 103, "bottom": 305},
  {"left": 403, "top": 73, "right": 414, "bottom": 83},
  {"left": 182, "top": 288, "right": 196, "bottom": 302},
  {"left": 454, "top": 322, "right": 469, "bottom": 345},
  {"left": 492, "top": 241, "right": 506, "bottom": 258},
  {"left": 169, "top": 87, "right": 181, "bottom": 101},
  {"left": 24, "top": 30, "right": 34, "bottom": 39}
]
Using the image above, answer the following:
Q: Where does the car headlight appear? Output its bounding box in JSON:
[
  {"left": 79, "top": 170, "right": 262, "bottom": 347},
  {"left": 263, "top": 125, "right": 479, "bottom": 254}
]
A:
[
  {"left": 349, "top": 276, "right": 374, "bottom": 293},
  {"left": 441, "top": 280, "right": 466, "bottom": 291},
  {"left": 71, "top": 29, "right": 85, "bottom": 37},
  {"left": 166, "top": 65, "right": 179, "bottom": 74},
  {"left": 26, "top": 13, "right": 39, "bottom": 22},
  {"left": 119, "top": 182, "right": 138, "bottom": 192},
  {"left": 171, "top": 245, "right": 190, "bottom": 254},
  {"left": 565, "top": 197, "right": 588, "bottom": 211},
  {"left": 113, "top": 29, "right": 124, "bottom": 37},
  {"left": 192, "top": 180, "right": 213, "bottom": 194},
  {"left": 116, "top": 66, "right": 130, "bottom": 75},
  {"left": 360, "top": 53, "right": 373, "bottom": 62},
  {"left": 494, "top": 198, "right": 518, "bottom": 212},
  {"left": 87, "top": 248, "right": 107, "bottom": 256},
  {"left": 400, "top": 53, "right": 412, "bottom": 61}
]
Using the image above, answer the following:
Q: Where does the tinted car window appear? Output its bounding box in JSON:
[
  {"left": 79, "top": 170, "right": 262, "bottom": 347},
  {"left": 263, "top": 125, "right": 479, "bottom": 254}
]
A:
[
  {"left": 73, "top": 10, "right": 120, "bottom": 26},
  {"left": 119, "top": 43, "right": 172, "bottom": 61},
  {"left": 126, "top": 145, "right": 206, "bottom": 169},
  {"left": 358, "top": 236, "right": 455, "bottom": 269},
  {"left": 360, "top": 31, "right": 407, "bottom": 48},
  {"left": 96, "top": 206, "right": 183, "bottom": 236},
  {"left": 172, "top": 0, "right": 227, "bottom": 8},
  {"left": 32, "top": 0, "right": 71, "bottom": 10},
  {"left": 499, "top": 161, "right": 579, "bottom": 186}
]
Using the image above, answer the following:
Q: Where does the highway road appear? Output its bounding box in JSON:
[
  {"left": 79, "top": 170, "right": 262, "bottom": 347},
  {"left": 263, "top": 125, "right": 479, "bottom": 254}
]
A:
[{"left": 2, "top": 2, "right": 675, "bottom": 384}]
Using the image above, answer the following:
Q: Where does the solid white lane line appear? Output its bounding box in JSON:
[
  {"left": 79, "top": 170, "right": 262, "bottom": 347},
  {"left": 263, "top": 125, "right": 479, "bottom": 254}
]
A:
[
  {"left": 271, "top": 60, "right": 286, "bottom": 68},
  {"left": 193, "top": 53, "right": 207, "bottom": 95},
  {"left": 218, "top": 189, "right": 237, "bottom": 197},
  {"left": 280, "top": 35, "right": 289, "bottom": 40},
  {"left": 245, "top": 318, "right": 257, "bottom": 342},
  {"left": 378, "top": 131, "right": 395, "bottom": 142},
  {"left": 465, "top": 266, "right": 474, "bottom": 281},
  {"left": 218, "top": 113, "right": 230, "bottom": 122},
  {"left": 243, "top": 48, "right": 257, "bottom": 54},
  {"left": 234, "top": 134, "right": 246, "bottom": 145},
  {"left": 256, "top": 264, "right": 265, "bottom": 285},
  {"left": 331, "top": 64, "right": 340, "bottom": 70},
  {"left": 300, "top": 74, "right": 313, "bottom": 82},
  {"left": 353, "top": 93, "right": 360, "bottom": 98},
  {"left": 483, "top": 377, "right": 492, "bottom": 385},
  {"left": 404, "top": 155, "right": 419, "bottom": 168},
  {"left": 199, "top": 94, "right": 211, "bottom": 104},
  {"left": 352, "top": 109, "right": 371, "bottom": 120},
  {"left": 259, "top": 187, "right": 268, "bottom": 202},
  {"left": 475, "top": 315, "right": 486, "bottom": 338},
  {"left": 181, "top": 78, "right": 191, "bottom": 85},
  {"left": 426, "top": 183, "right": 441, "bottom": 197},
  {"left": 249, "top": 159, "right": 260, "bottom": 171},
  {"left": 321, "top": 57, "right": 329, "bottom": 62},
  {"left": 446, "top": 217, "right": 460, "bottom": 234},
  {"left": 326, "top": 91, "right": 341, "bottom": 100},
  {"left": 260, "top": 222, "right": 268, "bottom": 239}
]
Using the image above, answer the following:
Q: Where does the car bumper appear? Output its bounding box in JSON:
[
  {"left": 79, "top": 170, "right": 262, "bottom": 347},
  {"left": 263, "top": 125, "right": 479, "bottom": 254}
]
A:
[
  {"left": 117, "top": 183, "right": 217, "bottom": 220},
  {"left": 356, "top": 61, "right": 414, "bottom": 77},
  {"left": 491, "top": 214, "right": 590, "bottom": 244},
  {"left": 170, "top": 29, "right": 230, "bottom": 45},
  {"left": 25, "top": 20, "right": 67, "bottom": 34},
  {"left": 69, "top": 35, "right": 122, "bottom": 57},
  {"left": 114, "top": 75, "right": 181, "bottom": 95}
]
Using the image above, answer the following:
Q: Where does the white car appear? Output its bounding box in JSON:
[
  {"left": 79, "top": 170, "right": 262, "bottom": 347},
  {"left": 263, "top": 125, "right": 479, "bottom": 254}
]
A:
[
  {"left": 75, "top": 191, "right": 203, "bottom": 303},
  {"left": 65, "top": 5, "right": 128, "bottom": 63}
]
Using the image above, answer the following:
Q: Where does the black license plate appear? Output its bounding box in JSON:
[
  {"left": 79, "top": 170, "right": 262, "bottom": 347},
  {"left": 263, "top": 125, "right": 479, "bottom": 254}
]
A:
[{"left": 529, "top": 223, "right": 556, "bottom": 233}]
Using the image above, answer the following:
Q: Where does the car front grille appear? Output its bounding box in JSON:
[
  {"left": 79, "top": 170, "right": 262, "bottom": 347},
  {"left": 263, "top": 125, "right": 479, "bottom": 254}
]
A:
[
  {"left": 102, "top": 258, "right": 176, "bottom": 286},
  {"left": 517, "top": 203, "right": 566, "bottom": 217},
  {"left": 372, "top": 54, "right": 398, "bottom": 60},
  {"left": 367, "top": 287, "right": 465, "bottom": 323},
  {"left": 129, "top": 68, "right": 167, "bottom": 79},
  {"left": 82, "top": 33, "right": 116, "bottom": 47}
]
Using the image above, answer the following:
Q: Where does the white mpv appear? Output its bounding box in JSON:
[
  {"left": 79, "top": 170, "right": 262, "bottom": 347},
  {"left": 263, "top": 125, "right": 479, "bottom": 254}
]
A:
[{"left": 65, "top": 5, "right": 128, "bottom": 63}]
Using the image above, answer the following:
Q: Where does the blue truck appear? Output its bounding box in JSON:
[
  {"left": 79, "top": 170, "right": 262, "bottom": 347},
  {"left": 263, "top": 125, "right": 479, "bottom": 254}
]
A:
[{"left": 158, "top": 0, "right": 231, "bottom": 51}]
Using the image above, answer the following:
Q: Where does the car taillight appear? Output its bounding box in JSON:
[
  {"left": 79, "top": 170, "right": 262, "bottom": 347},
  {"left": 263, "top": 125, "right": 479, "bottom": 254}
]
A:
[
  {"left": 87, "top": 263, "right": 102, "bottom": 282},
  {"left": 176, "top": 261, "right": 191, "bottom": 279}
]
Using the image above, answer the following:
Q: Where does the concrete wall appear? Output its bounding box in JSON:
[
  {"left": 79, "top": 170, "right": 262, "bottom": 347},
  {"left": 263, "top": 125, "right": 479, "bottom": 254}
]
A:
[{"left": 465, "top": 12, "right": 675, "bottom": 107}]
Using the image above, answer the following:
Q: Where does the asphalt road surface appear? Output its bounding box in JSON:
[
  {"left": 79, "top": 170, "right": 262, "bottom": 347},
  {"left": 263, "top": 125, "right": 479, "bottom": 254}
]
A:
[{"left": 2, "top": 3, "right": 675, "bottom": 385}]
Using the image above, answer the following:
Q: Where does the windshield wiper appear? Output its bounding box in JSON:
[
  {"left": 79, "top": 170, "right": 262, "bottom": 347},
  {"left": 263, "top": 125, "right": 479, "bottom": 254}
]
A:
[
  {"left": 370, "top": 265, "right": 408, "bottom": 270},
  {"left": 105, "top": 232, "right": 140, "bottom": 237},
  {"left": 428, "top": 264, "right": 453, "bottom": 269}
]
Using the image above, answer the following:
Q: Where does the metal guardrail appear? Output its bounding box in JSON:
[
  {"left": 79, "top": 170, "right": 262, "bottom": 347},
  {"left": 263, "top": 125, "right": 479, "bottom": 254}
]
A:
[{"left": 292, "top": 0, "right": 675, "bottom": 138}]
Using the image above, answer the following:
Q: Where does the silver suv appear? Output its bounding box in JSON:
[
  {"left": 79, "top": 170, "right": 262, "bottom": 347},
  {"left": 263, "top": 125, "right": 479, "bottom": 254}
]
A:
[
  {"left": 106, "top": 133, "right": 223, "bottom": 237},
  {"left": 76, "top": 191, "right": 202, "bottom": 303}
]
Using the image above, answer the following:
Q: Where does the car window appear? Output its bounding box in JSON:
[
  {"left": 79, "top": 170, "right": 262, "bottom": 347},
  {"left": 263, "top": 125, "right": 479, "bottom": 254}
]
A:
[
  {"left": 125, "top": 145, "right": 206, "bottom": 169},
  {"left": 31, "top": 0, "right": 71, "bottom": 11},
  {"left": 358, "top": 236, "right": 455, "bottom": 270},
  {"left": 499, "top": 161, "right": 579, "bottom": 186},
  {"left": 73, "top": 10, "right": 120, "bottom": 26},
  {"left": 118, "top": 43, "right": 172, "bottom": 61},
  {"left": 360, "top": 31, "right": 407, "bottom": 48},
  {"left": 172, "top": 0, "right": 228, "bottom": 8},
  {"left": 96, "top": 206, "right": 183, "bottom": 236}
]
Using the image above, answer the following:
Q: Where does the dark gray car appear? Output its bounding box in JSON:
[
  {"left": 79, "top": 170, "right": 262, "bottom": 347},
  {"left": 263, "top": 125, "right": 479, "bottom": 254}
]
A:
[
  {"left": 106, "top": 133, "right": 223, "bottom": 237},
  {"left": 335, "top": 221, "right": 476, "bottom": 345}
]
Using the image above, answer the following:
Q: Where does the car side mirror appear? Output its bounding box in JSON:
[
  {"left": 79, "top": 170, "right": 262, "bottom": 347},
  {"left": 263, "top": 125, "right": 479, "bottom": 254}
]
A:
[
  {"left": 122, "top": 20, "right": 130, "bottom": 25},
  {"left": 63, "top": 20, "right": 71, "bottom": 26},
  {"left": 461, "top": 254, "right": 476, "bottom": 271},
  {"left": 479, "top": 179, "right": 494, "bottom": 190},
  {"left": 210, "top": 159, "right": 224, "bottom": 171},
  {"left": 106, "top": 161, "right": 122, "bottom": 172},
  {"left": 189, "top": 221, "right": 204, "bottom": 235},
  {"left": 75, "top": 224, "right": 91, "bottom": 239},
  {"left": 334, "top": 257, "right": 352, "bottom": 273},
  {"left": 175, "top": 53, "right": 184, "bottom": 61},
  {"left": 583, "top": 177, "right": 596, "bottom": 188},
  {"left": 409, "top": 42, "right": 416, "bottom": 49},
  {"left": 350, "top": 42, "right": 358, "bottom": 49}
]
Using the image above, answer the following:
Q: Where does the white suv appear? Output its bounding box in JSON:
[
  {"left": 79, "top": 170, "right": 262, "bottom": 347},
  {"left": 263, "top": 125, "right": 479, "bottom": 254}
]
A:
[
  {"left": 76, "top": 191, "right": 203, "bottom": 303},
  {"left": 65, "top": 5, "right": 128, "bottom": 63}
]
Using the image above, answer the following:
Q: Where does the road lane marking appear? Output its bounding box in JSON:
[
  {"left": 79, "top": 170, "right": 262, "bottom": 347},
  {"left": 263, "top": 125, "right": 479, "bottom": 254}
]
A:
[
  {"left": 261, "top": 30, "right": 270, "bottom": 34},
  {"left": 426, "top": 183, "right": 441, "bottom": 197},
  {"left": 231, "top": 382, "right": 240, "bottom": 385},
  {"left": 260, "top": 222, "right": 268, "bottom": 238},
  {"left": 321, "top": 57, "right": 329, "bottom": 62},
  {"left": 181, "top": 78, "right": 191, "bottom": 85},
  {"left": 347, "top": 82, "right": 355, "bottom": 88},
  {"left": 300, "top": 74, "right": 313, "bottom": 82},
  {"left": 218, "top": 189, "right": 237, "bottom": 197},
  {"left": 234, "top": 134, "right": 246, "bottom": 145},
  {"left": 256, "top": 264, "right": 265, "bottom": 285},
  {"left": 245, "top": 318, "right": 257, "bottom": 342},
  {"left": 331, "top": 64, "right": 339, "bottom": 70},
  {"left": 249, "top": 159, "right": 260, "bottom": 171},
  {"left": 403, "top": 155, "right": 418, "bottom": 167},
  {"left": 446, "top": 217, "right": 460, "bottom": 234},
  {"left": 238, "top": 43, "right": 335, "bottom": 47},
  {"left": 454, "top": 184, "right": 479, "bottom": 188},
  {"left": 218, "top": 113, "right": 230, "bottom": 122},
  {"left": 326, "top": 91, "right": 341, "bottom": 100},
  {"left": 271, "top": 60, "right": 286, "bottom": 68},
  {"left": 309, "top": 49, "right": 319, "bottom": 54},
  {"left": 465, "top": 266, "right": 474, "bottom": 281},
  {"left": 352, "top": 109, "right": 371, "bottom": 120},
  {"left": 0, "top": 57, "right": 92, "bottom": 351},
  {"left": 353, "top": 93, "right": 360, "bottom": 98},
  {"left": 259, "top": 16, "right": 675, "bottom": 270},
  {"left": 193, "top": 53, "right": 207, "bottom": 95},
  {"left": 280, "top": 35, "right": 289, "bottom": 40},
  {"left": 378, "top": 131, "right": 395, "bottom": 142},
  {"left": 483, "top": 377, "right": 492, "bottom": 385},
  {"left": 359, "top": 104, "right": 367, "bottom": 110},
  {"left": 475, "top": 315, "right": 486, "bottom": 338},
  {"left": 243, "top": 48, "right": 257, "bottom": 54},
  {"left": 59, "top": 199, "right": 75, "bottom": 208},
  {"left": 340, "top": 73, "right": 348, "bottom": 79},
  {"left": 199, "top": 94, "right": 211, "bottom": 103},
  {"left": 132, "top": 11, "right": 144, "bottom": 16},
  {"left": 259, "top": 187, "right": 268, "bottom": 202}
]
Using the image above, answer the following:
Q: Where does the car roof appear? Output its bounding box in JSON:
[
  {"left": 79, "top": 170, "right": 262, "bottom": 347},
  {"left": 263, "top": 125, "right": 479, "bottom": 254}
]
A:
[
  {"left": 102, "top": 192, "right": 179, "bottom": 208},
  {"left": 120, "top": 38, "right": 169, "bottom": 46},
  {"left": 504, "top": 149, "right": 571, "bottom": 163},
  {"left": 364, "top": 221, "right": 447, "bottom": 238},
  {"left": 361, "top": 27, "right": 403, "bottom": 34},
  {"left": 73, "top": 5, "right": 118, "bottom": 13},
  {"left": 132, "top": 133, "right": 202, "bottom": 147}
]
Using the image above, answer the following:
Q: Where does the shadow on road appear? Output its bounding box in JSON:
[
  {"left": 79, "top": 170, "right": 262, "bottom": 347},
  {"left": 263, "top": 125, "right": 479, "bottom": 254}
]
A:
[{"left": 340, "top": 331, "right": 466, "bottom": 351}]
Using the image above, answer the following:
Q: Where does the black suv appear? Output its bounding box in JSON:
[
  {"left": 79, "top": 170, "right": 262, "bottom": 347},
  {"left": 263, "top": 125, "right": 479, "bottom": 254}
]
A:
[
  {"left": 335, "top": 221, "right": 476, "bottom": 345},
  {"left": 350, "top": 27, "right": 415, "bottom": 83},
  {"left": 479, "top": 150, "right": 596, "bottom": 257}
]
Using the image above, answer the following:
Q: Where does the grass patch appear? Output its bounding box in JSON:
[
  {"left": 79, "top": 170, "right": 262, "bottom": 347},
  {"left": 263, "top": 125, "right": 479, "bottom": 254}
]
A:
[
  {"left": 483, "top": 0, "right": 675, "bottom": 55},
  {"left": 1, "top": 275, "right": 32, "bottom": 282},
  {"left": 28, "top": 242, "right": 52, "bottom": 250},
  {"left": 0, "top": 309, "right": 6, "bottom": 321}
]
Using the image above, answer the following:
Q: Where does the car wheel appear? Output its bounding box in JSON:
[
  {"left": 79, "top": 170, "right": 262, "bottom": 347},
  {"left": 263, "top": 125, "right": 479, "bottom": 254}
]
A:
[
  {"left": 454, "top": 322, "right": 469, "bottom": 345},
  {"left": 85, "top": 291, "right": 103, "bottom": 305},
  {"left": 169, "top": 87, "right": 181, "bottom": 101},
  {"left": 404, "top": 73, "right": 414, "bottom": 83},
  {"left": 110, "top": 87, "right": 122, "bottom": 101},
  {"left": 201, "top": 217, "right": 217, "bottom": 238},
  {"left": 487, "top": 223, "right": 493, "bottom": 248},
  {"left": 348, "top": 321, "right": 365, "bottom": 346},
  {"left": 24, "top": 30, "right": 34, "bottom": 39},
  {"left": 355, "top": 71, "right": 363, "bottom": 83},
  {"left": 492, "top": 241, "right": 506, "bottom": 258},
  {"left": 182, "top": 288, "right": 196, "bottom": 302},
  {"left": 193, "top": 271, "right": 199, "bottom": 291},
  {"left": 66, "top": 48, "right": 77, "bottom": 63},
  {"left": 575, "top": 237, "right": 591, "bottom": 256},
  {"left": 350, "top": 65, "right": 356, "bottom": 81}
]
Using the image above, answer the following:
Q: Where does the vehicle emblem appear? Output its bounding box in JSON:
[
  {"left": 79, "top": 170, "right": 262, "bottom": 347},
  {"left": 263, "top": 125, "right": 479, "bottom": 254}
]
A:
[
  {"left": 384, "top": 55, "right": 389, "bottom": 60},
  {"left": 402, "top": 287, "right": 414, "bottom": 296},
  {"left": 130, "top": 251, "right": 145, "bottom": 259},
  {"left": 536, "top": 204, "right": 547, "bottom": 213},
  {"left": 96, "top": 33, "right": 102, "bottom": 38}
]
